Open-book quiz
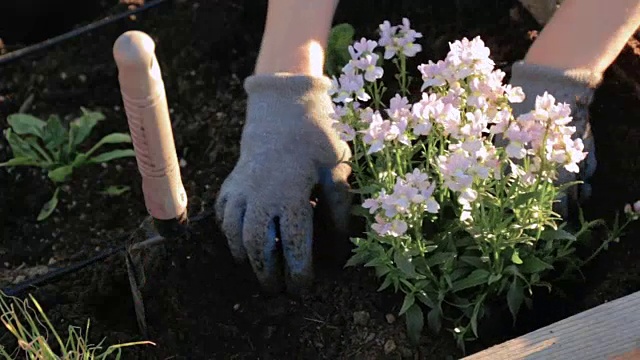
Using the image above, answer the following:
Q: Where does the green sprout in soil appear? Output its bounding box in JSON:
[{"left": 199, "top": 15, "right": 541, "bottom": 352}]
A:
[
  {"left": 0, "top": 107, "right": 135, "bottom": 221},
  {"left": 0, "top": 291, "right": 153, "bottom": 359}
]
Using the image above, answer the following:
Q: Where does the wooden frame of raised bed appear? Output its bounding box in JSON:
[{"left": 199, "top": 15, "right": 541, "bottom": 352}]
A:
[{"left": 464, "top": 290, "right": 640, "bottom": 359}]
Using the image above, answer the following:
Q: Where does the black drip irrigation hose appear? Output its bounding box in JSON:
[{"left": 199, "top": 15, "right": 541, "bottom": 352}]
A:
[
  {"left": 2, "top": 208, "right": 215, "bottom": 297},
  {"left": 0, "top": 0, "right": 170, "bottom": 66}
]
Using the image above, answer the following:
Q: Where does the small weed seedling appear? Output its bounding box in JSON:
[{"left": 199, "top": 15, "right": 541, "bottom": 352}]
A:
[
  {"left": 0, "top": 291, "right": 153, "bottom": 359},
  {"left": 0, "top": 107, "right": 135, "bottom": 220}
]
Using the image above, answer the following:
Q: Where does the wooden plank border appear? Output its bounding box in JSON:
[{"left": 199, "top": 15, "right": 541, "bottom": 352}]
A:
[{"left": 463, "top": 291, "right": 640, "bottom": 360}]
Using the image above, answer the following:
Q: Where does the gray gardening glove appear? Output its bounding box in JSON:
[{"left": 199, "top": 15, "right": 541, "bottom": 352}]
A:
[
  {"left": 215, "top": 73, "right": 352, "bottom": 293},
  {"left": 508, "top": 60, "right": 603, "bottom": 218}
]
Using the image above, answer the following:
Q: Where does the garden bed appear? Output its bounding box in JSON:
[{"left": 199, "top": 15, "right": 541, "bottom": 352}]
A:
[{"left": 1, "top": 0, "right": 639, "bottom": 358}]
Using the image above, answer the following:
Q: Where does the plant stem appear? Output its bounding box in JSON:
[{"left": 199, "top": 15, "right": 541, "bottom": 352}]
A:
[{"left": 30, "top": 142, "right": 54, "bottom": 165}]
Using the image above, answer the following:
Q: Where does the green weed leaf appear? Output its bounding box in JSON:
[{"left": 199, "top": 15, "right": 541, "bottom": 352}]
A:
[
  {"left": 95, "top": 133, "right": 132, "bottom": 145},
  {"left": 89, "top": 149, "right": 135, "bottom": 164},
  {"left": 68, "top": 109, "right": 105, "bottom": 150},
  {"left": 0, "top": 157, "right": 42, "bottom": 167},
  {"left": 42, "top": 115, "right": 68, "bottom": 153},
  {"left": 37, "top": 188, "right": 60, "bottom": 221},
  {"left": 7, "top": 114, "right": 46, "bottom": 137},
  {"left": 4, "top": 128, "right": 41, "bottom": 161},
  {"left": 100, "top": 185, "right": 131, "bottom": 196},
  {"left": 48, "top": 165, "right": 73, "bottom": 183}
]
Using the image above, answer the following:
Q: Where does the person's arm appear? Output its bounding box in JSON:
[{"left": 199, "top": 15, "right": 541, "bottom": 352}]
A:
[
  {"left": 524, "top": 0, "right": 640, "bottom": 75},
  {"left": 254, "top": 0, "right": 340, "bottom": 76}
]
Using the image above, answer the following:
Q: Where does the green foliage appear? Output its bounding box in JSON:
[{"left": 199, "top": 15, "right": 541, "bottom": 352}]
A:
[
  {"left": 99, "top": 185, "right": 131, "bottom": 197},
  {"left": 330, "top": 20, "right": 640, "bottom": 353},
  {"left": 325, "top": 23, "right": 356, "bottom": 77},
  {"left": 0, "top": 107, "right": 135, "bottom": 221},
  {"left": 0, "top": 291, "right": 152, "bottom": 359}
]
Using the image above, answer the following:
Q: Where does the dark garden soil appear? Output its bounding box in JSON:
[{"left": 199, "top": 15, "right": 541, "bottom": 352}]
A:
[{"left": 0, "top": 1, "right": 639, "bottom": 359}]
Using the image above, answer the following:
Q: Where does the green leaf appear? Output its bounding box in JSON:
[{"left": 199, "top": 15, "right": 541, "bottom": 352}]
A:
[
  {"left": 488, "top": 273, "right": 503, "bottom": 285},
  {"left": 0, "top": 157, "right": 42, "bottom": 167},
  {"left": 451, "top": 269, "right": 490, "bottom": 292},
  {"left": 7, "top": 113, "right": 46, "bottom": 137},
  {"left": 427, "top": 307, "right": 442, "bottom": 333},
  {"left": 507, "top": 278, "right": 524, "bottom": 321},
  {"left": 68, "top": 109, "right": 105, "bottom": 149},
  {"left": 377, "top": 275, "right": 393, "bottom": 292},
  {"left": 470, "top": 300, "right": 484, "bottom": 338},
  {"left": 541, "top": 228, "right": 576, "bottom": 242},
  {"left": 511, "top": 250, "right": 523, "bottom": 265},
  {"left": 520, "top": 256, "right": 554, "bottom": 274},
  {"left": 394, "top": 250, "right": 418, "bottom": 278},
  {"left": 424, "top": 252, "right": 456, "bottom": 267},
  {"left": 512, "top": 191, "right": 537, "bottom": 207},
  {"left": 453, "top": 235, "right": 475, "bottom": 247},
  {"left": 99, "top": 185, "right": 131, "bottom": 196},
  {"left": 405, "top": 303, "right": 424, "bottom": 345},
  {"left": 399, "top": 293, "right": 415, "bottom": 315},
  {"left": 415, "top": 290, "right": 437, "bottom": 308},
  {"left": 94, "top": 132, "right": 132, "bottom": 145},
  {"left": 89, "top": 149, "right": 136, "bottom": 164},
  {"left": 4, "top": 128, "right": 41, "bottom": 161},
  {"left": 42, "top": 115, "right": 68, "bottom": 152},
  {"left": 459, "top": 255, "right": 486, "bottom": 269},
  {"left": 48, "top": 165, "right": 73, "bottom": 183},
  {"left": 72, "top": 153, "right": 89, "bottom": 167},
  {"left": 344, "top": 251, "right": 369, "bottom": 267},
  {"left": 37, "top": 188, "right": 60, "bottom": 221}
]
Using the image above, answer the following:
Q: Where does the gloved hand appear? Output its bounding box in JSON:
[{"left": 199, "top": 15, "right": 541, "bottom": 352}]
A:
[
  {"left": 508, "top": 60, "right": 603, "bottom": 218},
  {"left": 215, "top": 73, "right": 352, "bottom": 293}
]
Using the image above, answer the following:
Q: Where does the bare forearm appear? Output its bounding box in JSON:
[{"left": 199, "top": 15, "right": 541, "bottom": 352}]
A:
[
  {"left": 255, "top": 0, "right": 340, "bottom": 76},
  {"left": 525, "top": 0, "right": 640, "bottom": 74}
]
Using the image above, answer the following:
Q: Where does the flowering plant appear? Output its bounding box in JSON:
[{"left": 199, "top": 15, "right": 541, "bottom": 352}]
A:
[{"left": 328, "top": 19, "right": 639, "bottom": 349}]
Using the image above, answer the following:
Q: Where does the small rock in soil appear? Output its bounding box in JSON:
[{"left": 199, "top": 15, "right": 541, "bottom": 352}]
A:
[
  {"left": 365, "top": 332, "right": 376, "bottom": 342},
  {"left": 399, "top": 346, "right": 413, "bottom": 358},
  {"left": 384, "top": 339, "right": 397, "bottom": 354},
  {"left": 263, "top": 325, "right": 276, "bottom": 339},
  {"left": 386, "top": 313, "right": 396, "bottom": 324},
  {"left": 353, "top": 310, "right": 370, "bottom": 326}
]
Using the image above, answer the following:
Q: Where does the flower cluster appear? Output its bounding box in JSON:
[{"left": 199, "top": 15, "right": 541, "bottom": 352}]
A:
[
  {"left": 362, "top": 169, "right": 439, "bottom": 237},
  {"left": 378, "top": 18, "right": 423, "bottom": 59},
  {"left": 624, "top": 200, "right": 640, "bottom": 220},
  {"left": 332, "top": 18, "right": 639, "bottom": 348},
  {"left": 503, "top": 92, "right": 587, "bottom": 174}
]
